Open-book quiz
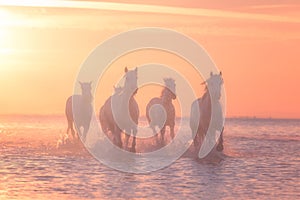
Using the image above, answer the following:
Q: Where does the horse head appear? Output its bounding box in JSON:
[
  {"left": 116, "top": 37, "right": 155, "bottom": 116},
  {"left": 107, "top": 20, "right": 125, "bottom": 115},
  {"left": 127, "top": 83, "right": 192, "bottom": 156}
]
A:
[
  {"left": 124, "top": 67, "right": 138, "bottom": 94},
  {"left": 79, "top": 81, "right": 92, "bottom": 97},
  {"left": 204, "top": 71, "right": 223, "bottom": 101}
]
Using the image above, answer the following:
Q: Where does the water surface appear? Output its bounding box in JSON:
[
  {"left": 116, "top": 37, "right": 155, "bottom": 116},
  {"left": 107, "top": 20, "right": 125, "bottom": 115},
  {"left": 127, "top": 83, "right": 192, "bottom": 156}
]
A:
[{"left": 0, "top": 116, "right": 299, "bottom": 199}]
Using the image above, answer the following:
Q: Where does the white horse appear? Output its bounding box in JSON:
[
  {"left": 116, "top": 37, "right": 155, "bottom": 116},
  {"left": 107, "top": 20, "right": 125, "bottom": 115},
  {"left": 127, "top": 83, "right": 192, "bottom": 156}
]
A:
[
  {"left": 190, "top": 72, "right": 224, "bottom": 153},
  {"left": 65, "top": 81, "right": 93, "bottom": 143},
  {"left": 146, "top": 78, "right": 176, "bottom": 144},
  {"left": 99, "top": 67, "right": 139, "bottom": 152},
  {"left": 99, "top": 85, "right": 122, "bottom": 140}
]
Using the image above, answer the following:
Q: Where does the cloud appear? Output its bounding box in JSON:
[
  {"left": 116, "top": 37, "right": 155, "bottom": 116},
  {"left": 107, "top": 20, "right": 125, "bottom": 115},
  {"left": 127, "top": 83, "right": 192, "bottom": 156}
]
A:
[
  {"left": 246, "top": 4, "right": 300, "bottom": 9},
  {"left": 1, "top": 0, "right": 299, "bottom": 23},
  {"left": 1, "top": 1, "right": 299, "bottom": 42}
]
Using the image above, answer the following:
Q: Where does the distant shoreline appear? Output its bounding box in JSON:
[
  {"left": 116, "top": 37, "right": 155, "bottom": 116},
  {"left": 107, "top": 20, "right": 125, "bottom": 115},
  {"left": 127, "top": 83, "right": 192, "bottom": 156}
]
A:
[{"left": 0, "top": 114, "right": 299, "bottom": 121}]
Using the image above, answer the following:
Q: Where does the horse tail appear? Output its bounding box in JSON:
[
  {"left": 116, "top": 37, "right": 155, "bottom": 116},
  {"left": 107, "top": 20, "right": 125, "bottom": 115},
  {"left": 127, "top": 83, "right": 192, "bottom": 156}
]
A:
[
  {"left": 65, "top": 96, "right": 73, "bottom": 132},
  {"left": 189, "top": 99, "right": 200, "bottom": 136},
  {"left": 99, "top": 105, "right": 108, "bottom": 133},
  {"left": 216, "top": 127, "right": 224, "bottom": 151},
  {"left": 65, "top": 96, "right": 78, "bottom": 140}
]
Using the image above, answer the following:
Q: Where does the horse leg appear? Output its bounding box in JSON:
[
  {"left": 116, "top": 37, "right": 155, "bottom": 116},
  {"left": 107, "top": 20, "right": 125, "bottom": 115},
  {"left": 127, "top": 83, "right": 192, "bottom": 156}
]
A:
[
  {"left": 193, "top": 127, "right": 204, "bottom": 151},
  {"left": 196, "top": 126, "right": 206, "bottom": 150},
  {"left": 155, "top": 133, "right": 160, "bottom": 145},
  {"left": 124, "top": 133, "right": 130, "bottom": 150},
  {"left": 82, "top": 124, "right": 90, "bottom": 144},
  {"left": 150, "top": 123, "right": 159, "bottom": 145},
  {"left": 160, "top": 126, "right": 166, "bottom": 145},
  {"left": 68, "top": 120, "right": 76, "bottom": 141},
  {"left": 130, "top": 129, "right": 137, "bottom": 153},
  {"left": 170, "top": 125, "right": 175, "bottom": 139},
  {"left": 66, "top": 126, "right": 70, "bottom": 136},
  {"left": 193, "top": 131, "right": 199, "bottom": 150},
  {"left": 114, "top": 126, "right": 123, "bottom": 149},
  {"left": 216, "top": 128, "right": 224, "bottom": 151}
]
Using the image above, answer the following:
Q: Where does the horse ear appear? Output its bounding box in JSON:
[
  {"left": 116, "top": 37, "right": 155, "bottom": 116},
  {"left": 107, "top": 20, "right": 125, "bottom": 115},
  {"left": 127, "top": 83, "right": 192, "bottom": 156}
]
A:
[
  {"left": 210, "top": 71, "right": 213, "bottom": 77},
  {"left": 220, "top": 71, "right": 222, "bottom": 76},
  {"left": 125, "top": 67, "right": 128, "bottom": 73}
]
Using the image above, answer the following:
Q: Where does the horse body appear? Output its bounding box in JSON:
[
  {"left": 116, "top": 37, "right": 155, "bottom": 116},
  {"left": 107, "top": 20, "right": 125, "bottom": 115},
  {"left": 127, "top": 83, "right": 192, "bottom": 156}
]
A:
[
  {"left": 190, "top": 92, "right": 211, "bottom": 148},
  {"left": 65, "top": 82, "right": 93, "bottom": 143},
  {"left": 146, "top": 78, "right": 176, "bottom": 144},
  {"left": 99, "top": 96, "right": 113, "bottom": 134},
  {"left": 99, "top": 67, "right": 139, "bottom": 152},
  {"left": 190, "top": 72, "right": 224, "bottom": 154}
]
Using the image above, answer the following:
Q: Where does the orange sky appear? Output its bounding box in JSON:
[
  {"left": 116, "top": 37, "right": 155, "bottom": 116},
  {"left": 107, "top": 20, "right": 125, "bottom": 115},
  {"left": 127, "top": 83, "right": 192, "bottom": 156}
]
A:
[{"left": 0, "top": 1, "right": 299, "bottom": 118}]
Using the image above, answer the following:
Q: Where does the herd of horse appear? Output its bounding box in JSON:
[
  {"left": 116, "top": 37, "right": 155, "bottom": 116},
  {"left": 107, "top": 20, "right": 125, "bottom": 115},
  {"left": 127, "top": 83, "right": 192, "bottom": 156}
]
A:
[{"left": 65, "top": 67, "right": 224, "bottom": 155}]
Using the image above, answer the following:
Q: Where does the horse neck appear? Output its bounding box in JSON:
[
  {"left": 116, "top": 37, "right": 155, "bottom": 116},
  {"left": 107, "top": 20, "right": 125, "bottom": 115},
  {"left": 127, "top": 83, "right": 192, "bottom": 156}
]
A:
[
  {"left": 124, "top": 78, "right": 137, "bottom": 91},
  {"left": 202, "top": 90, "right": 211, "bottom": 108},
  {"left": 201, "top": 90, "right": 221, "bottom": 119},
  {"left": 161, "top": 88, "right": 173, "bottom": 105},
  {"left": 123, "top": 79, "right": 137, "bottom": 94},
  {"left": 81, "top": 91, "right": 92, "bottom": 103},
  {"left": 116, "top": 87, "right": 136, "bottom": 107}
]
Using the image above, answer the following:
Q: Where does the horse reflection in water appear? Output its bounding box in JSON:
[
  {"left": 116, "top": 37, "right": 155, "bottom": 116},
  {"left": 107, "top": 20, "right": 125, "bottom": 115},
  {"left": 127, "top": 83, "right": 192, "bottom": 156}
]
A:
[
  {"left": 65, "top": 81, "right": 93, "bottom": 143},
  {"left": 190, "top": 72, "right": 224, "bottom": 153},
  {"left": 99, "top": 67, "right": 139, "bottom": 152},
  {"left": 146, "top": 78, "right": 176, "bottom": 145}
]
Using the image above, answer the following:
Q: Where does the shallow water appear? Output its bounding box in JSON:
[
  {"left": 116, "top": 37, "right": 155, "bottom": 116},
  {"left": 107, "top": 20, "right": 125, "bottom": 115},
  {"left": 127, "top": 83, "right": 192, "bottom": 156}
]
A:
[{"left": 0, "top": 116, "right": 299, "bottom": 199}]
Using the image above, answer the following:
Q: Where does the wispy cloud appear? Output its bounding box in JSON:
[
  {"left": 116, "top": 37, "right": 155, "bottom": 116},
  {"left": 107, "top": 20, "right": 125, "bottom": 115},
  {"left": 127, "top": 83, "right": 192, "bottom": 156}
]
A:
[
  {"left": 1, "top": 0, "right": 299, "bottom": 23},
  {"left": 1, "top": 1, "right": 299, "bottom": 42},
  {"left": 246, "top": 4, "right": 300, "bottom": 9}
]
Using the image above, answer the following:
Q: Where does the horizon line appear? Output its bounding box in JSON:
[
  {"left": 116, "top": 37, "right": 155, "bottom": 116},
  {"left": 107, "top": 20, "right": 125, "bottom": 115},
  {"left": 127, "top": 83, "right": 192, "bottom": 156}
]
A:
[{"left": 0, "top": 113, "right": 299, "bottom": 120}]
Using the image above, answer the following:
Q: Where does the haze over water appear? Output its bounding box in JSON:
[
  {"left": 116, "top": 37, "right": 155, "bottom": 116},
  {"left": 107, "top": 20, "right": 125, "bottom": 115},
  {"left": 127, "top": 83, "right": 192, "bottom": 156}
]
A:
[{"left": 0, "top": 115, "right": 299, "bottom": 199}]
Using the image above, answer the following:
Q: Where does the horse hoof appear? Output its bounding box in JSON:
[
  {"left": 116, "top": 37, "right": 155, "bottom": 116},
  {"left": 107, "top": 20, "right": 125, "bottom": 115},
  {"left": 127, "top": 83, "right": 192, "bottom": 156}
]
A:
[
  {"left": 130, "top": 147, "right": 136, "bottom": 153},
  {"left": 217, "top": 145, "right": 224, "bottom": 152}
]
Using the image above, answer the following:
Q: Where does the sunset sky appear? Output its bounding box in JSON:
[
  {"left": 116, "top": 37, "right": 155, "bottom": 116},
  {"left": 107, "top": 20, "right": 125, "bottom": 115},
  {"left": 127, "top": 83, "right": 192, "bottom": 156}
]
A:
[{"left": 0, "top": 0, "right": 299, "bottom": 118}]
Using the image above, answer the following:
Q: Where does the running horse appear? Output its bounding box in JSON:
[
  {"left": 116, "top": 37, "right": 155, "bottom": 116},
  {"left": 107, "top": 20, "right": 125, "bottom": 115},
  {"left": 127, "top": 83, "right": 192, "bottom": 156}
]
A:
[
  {"left": 99, "top": 67, "right": 139, "bottom": 152},
  {"left": 190, "top": 72, "right": 224, "bottom": 153},
  {"left": 65, "top": 81, "right": 93, "bottom": 143},
  {"left": 146, "top": 78, "right": 176, "bottom": 144}
]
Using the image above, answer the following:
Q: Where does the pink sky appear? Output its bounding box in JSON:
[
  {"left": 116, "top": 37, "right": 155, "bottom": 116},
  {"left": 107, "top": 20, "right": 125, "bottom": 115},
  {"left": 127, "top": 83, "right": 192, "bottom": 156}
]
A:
[{"left": 0, "top": 1, "right": 299, "bottom": 118}]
